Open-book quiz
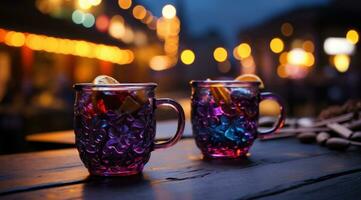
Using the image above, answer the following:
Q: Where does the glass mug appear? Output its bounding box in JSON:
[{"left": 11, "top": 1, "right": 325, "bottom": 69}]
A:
[
  {"left": 74, "top": 83, "right": 185, "bottom": 176},
  {"left": 190, "top": 80, "right": 285, "bottom": 159}
]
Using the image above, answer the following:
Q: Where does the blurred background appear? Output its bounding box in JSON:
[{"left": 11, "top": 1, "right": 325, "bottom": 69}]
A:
[{"left": 0, "top": 0, "right": 360, "bottom": 154}]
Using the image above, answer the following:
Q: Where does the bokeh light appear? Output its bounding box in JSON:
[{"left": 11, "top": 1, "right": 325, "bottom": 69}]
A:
[
  {"left": 240, "top": 56, "right": 256, "bottom": 74},
  {"left": 149, "top": 56, "right": 171, "bottom": 71},
  {"left": 232, "top": 47, "right": 240, "bottom": 60},
  {"left": 72, "top": 10, "right": 84, "bottom": 24},
  {"left": 133, "top": 5, "right": 147, "bottom": 20},
  {"left": 0, "top": 29, "right": 6, "bottom": 43},
  {"left": 333, "top": 54, "right": 350, "bottom": 73},
  {"left": 75, "top": 41, "right": 91, "bottom": 57},
  {"left": 142, "top": 12, "right": 154, "bottom": 24},
  {"left": 285, "top": 65, "right": 309, "bottom": 79},
  {"left": 88, "top": 0, "right": 102, "bottom": 6},
  {"left": 236, "top": 43, "right": 251, "bottom": 59},
  {"left": 281, "top": 22, "right": 293, "bottom": 36},
  {"left": 118, "top": 0, "right": 132, "bottom": 9},
  {"left": 323, "top": 37, "right": 355, "bottom": 55},
  {"left": 213, "top": 47, "right": 228, "bottom": 62},
  {"left": 5, "top": 31, "right": 25, "bottom": 47},
  {"left": 279, "top": 52, "right": 288, "bottom": 65},
  {"left": 287, "top": 48, "right": 307, "bottom": 66},
  {"left": 78, "top": 0, "right": 92, "bottom": 10},
  {"left": 346, "top": 29, "right": 359, "bottom": 44},
  {"left": 162, "top": 4, "right": 176, "bottom": 19},
  {"left": 270, "top": 37, "right": 284, "bottom": 53},
  {"left": 43, "top": 37, "right": 59, "bottom": 52},
  {"left": 305, "top": 52, "right": 315, "bottom": 67},
  {"left": 96, "top": 15, "right": 109, "bottom": 32},
  {"left": 25, "top": 34, "right": 42, "bottom": 50},
  {"left": 302, "top": 40, "right": 315, "bottom": 53},
  {"left": 122, "top": 27, "right": 134, "bottom": 43},
  {"left": 0, "top": 29, "right": 133, "bottom": 65},
  {"left": 277, "top": 65, "right": 288, "bottom": 78},
  {"left": 180, "top": 49, "right": 195, "bottom": 65},
  {"left": 83, "top": 13, "right": 95, "bottom": 28},
  {"left": 109, "top": 15, "right": 125, "bottom": 39}
]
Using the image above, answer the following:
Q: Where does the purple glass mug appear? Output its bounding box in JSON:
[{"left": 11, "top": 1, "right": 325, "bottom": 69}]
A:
[
  {"left": 74, "top": 83, "right": 185, "bottom": 176},
  {"left": 190, "top": 80, "right": 285, "bottom": 159}
]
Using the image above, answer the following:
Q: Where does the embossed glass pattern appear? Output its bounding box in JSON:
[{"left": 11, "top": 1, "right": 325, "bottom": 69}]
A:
[
  {"left": 74, "top": 83, "right": 185, "bottom": 176},
  {"left": 190, "top": 81, "right": 285, "bottom": 159}
]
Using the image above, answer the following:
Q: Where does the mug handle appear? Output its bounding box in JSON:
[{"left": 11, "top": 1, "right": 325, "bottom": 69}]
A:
[
  {"left": 153, "top": 98, "right": 185, "bottom": 150},
  {"left": 257, "top": 92, "right": 286, "bottom": 136}
]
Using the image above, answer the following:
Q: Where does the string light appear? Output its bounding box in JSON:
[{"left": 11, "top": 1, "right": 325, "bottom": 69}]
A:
[
  {"left": 78, "top": 0, "right": 92, "bottom": 10},
  {"left": 236, "top": 43, "right": 251, "bottom": 59},
  {"left": 162, "top": 4, "right": 176, "bottom": 19},
  {"left": 333, "top": 54, "right": 350, "bottom": 73},
  {"left": 281, "top": 22, "right": 293, "bottom": 37},
  {"left": 346, "top": 29, "right": 359, "bottom": 44},
  {"left": 88, "top": 0, "right": 102, "bottom": 6},
  {"left": 96, "top": 15, "right": 109, "bottom": 32},
  {"left": 118, "top": 0, "right": 132, "bottom": 9},
  {"left": 83, "top": 13, "right": 95, "bottom": 28},
  {"left": 149, "top": 55, "right": 171, "bottom": 71},
  {"left": 180, "top": 49, "right": 195, "bottom": 65},
  {"left": 72, "top": 10, "right": 84, "bottom": 24},
  {"left": 302, "top": 40, "right": 315, "bottom": 53},
  {"left": 5, "top": 31, "right": 25, "bottom": 47},
  {"left": 213, "top": 47, "right": 227, "bottom": 62},
  {"left": 0, "top": 28, "right": 133, "bottom": 65},
  {"left": 270, "top": 37, "right": 284, "bottom": 53},
  {"left": 132, "top": 5, "right": 147, "bottom": 20},
  {"left": 287, "top": 48, "right": 307, "bottom": 66}
]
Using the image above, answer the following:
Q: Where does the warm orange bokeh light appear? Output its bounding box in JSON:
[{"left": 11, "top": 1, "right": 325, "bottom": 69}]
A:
[
  {"left": 302, "top": 40, "right": 315, "bottom": 53},
  {"left": 0, "top": 28, "right": 133, "bottom": 65},
  {"left": 333, "top": 54, "right": 350, "bottom": 73},
  {"left": 118, "top": 0, "right": 132, "bottom": 9},
  {"left": 213, "top": 47, "right": 228, "bottom": 62},
  {"left": 281, "top": 22, "right": 293, "bottom": 36},
  {"left": 5, "top": 31, "right": 25, "bottom": 47},
  {"left": 346, "top": 29, "right": 359, "bottom": 44},
  {"left": 181, "top": 49, "right": 195, "bottom": 65},
  {"left": 236, "top": 43, "right": 251, "bottom": 59},
  {"left": 133, "top": 5, "right": 147, "bottom": 20},
  {"left": 149, "top": 55, "right": 172, "bottom": 71},
  {"left": 96, "top": 15, "right": 110, "bottom": 32},
  {"left": 270, "top": 37, "right": 284, "bottom": 53}
]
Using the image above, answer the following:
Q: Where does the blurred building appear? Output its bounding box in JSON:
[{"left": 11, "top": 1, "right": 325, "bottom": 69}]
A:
[
  {"left": 0, "top": 0, "right": 168, "bottom": 153},
  {"left": 236, "top": 1, "right": 361, "bottom": 116}
]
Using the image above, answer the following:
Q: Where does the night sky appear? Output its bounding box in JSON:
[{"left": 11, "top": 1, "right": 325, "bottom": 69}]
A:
[{"left": 140, "top": 0, "right": 330, "bottom": 46}]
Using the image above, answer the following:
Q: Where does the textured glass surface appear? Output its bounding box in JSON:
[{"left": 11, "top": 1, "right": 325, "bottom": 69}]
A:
[
  {"left": 191, "top": 84, "right": 259, "bottom": 158},
  {"left": 74, "top": 88, "right": 155, "bottom": 176}
]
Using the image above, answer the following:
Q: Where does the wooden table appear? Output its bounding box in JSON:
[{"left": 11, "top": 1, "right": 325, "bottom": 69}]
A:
[{"left": 1, "top": 136, "right": 361, "bottom": 199}]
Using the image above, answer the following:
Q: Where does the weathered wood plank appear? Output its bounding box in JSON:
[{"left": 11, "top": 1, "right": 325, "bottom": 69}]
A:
[
  {"left": 1, "top": 137, "right": 361, "bottom": 199},
  {"left": 257, "top": 171, "right": 361, "bottom": 200},
  {"left": 0, "top": 149, "right": 87, "bottom": 194},
  {"left": 1, "top": 141, "right": 361, "bottom": 199}
]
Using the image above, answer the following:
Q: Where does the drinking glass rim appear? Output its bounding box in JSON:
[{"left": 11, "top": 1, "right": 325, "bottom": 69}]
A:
[
  {"left": 74, "top": 83, "right": 157, "bottom": 90},
  {"left": 190, "top": 80, "right": 260, "bottom": 87}
]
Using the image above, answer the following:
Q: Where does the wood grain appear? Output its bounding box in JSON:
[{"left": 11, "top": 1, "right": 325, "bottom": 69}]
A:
[{"left": 1, "top": 138, "right": 361, "bottom": 199}]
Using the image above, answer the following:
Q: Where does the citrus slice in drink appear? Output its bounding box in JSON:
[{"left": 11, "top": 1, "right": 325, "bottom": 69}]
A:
[
  {"left": 235, "top": 74, "right": 265, "bottom": 89},
  {"left": 93, "top": 75, "right": 119, "bottom": 84}
]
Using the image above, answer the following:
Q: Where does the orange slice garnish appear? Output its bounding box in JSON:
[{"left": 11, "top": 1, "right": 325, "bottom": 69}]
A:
[
  {"left": 93, "top": 75, "right": 119, "bottom": 84},
  {"left": 235, "top": 74, "right": 265, "bottom": 88}
]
